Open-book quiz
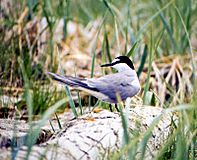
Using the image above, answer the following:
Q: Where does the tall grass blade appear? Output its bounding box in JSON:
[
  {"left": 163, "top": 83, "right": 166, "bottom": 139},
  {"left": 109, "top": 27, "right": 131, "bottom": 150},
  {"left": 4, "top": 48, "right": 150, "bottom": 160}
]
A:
[
  {"left": 104, "top": 32, "right": 112, "bottom": 63},
  {"left": 114, "top": 19, "right": 120, "bottom": 54},
  {"left": 18, "top": 57, "right": 33, "bottom": 122},
  {"left": 55, "top": 112, "right": 62, "bottom": 129},
  {"left": 63, "top": 0, "right": 70, "bottom": 39},
  {"left": 89, "top": 11, "right": 107, "bottom": 107},
  {"left": 111, "top": 136, "right": 139, "bottom": 160},
  {"left": 11, "top": 122, "right": 21, "bottom": 160},
  {"left": 154, "top": 28, "right": 165, "bottom": 57},
  {"left": 158, "top": 10, "right": 177, "bottom": 52},
  {"left": 64, "top": 84, "right": 78, "bottom": 118},
  {"left": 49, "top": 120, "right": 55, "bottom": 132},
  {"left": 102, "top": 0, "right": 114, "bottom": 17},
  {"left": 56, "top": 45, "right": 78, "bottom": 117},
  {"left": 139, "top": 114, "right": 162, "bottom": 160},
  {"left": 91, "top": 100, "right": 100, "bottom": 111},
  {"left": 120, "top": 109, "right": 133, "bottom": 159},
  {"left": 103, "top": 0, "right": 121, "bottom": 53},
  {"left": 143, "top": 91, "right": 157, "bottom": 106},
  {"left": 124, "top": 0, "right": 131, "bottom": 53},
  {"left": 77, "top": 91, "right": 83, "bottom": 115},
  {"left": 137, "top": 44, "right": 148, "bottom": 77},
  {"left": 43, "top": 0, "right": 55, "bottom": 70},
  {"left": 25, "top": 98, "right": 68, "bottom": 160},
  {"left": 38, "top": 98, "right": 68, "bottom": 126},
  {"left": 137, "top": 0, "right": 174, "bottom": 38},
  {"left": 155, "top": 130, "right": 177, "bottom": 160},
  {"left": 174, "top": 5, "right": 196, "bottom": 83},
  {"left": 73, "top": 67, "right": 83, "bottom": 115},
  {"left": 116, "top": 93, "right": 132, "bottom": 159},
  {"left": 126, "top": 41, "right": 138, "bottom": 57},
  {"left": 120, "top": 108, "right": 129, "bottom": 145},
  {"left": 175, "top": 131, "right": 187, "bottom": 160},
  {"left": 165, "top": 104, "right": 194, "bottom": 113},
  {"left": 90, "top": 12, "right": 107, "bottom": 78},
  {"left": 143, "top": 30, "right": 153, "bottom": 104}
]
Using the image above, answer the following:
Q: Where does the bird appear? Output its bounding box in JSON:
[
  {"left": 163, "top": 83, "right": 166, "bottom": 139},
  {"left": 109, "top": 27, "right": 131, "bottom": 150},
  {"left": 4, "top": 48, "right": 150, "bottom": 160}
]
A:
[{"left": 48, "top": 56, "right": 141, "bottom": 111}]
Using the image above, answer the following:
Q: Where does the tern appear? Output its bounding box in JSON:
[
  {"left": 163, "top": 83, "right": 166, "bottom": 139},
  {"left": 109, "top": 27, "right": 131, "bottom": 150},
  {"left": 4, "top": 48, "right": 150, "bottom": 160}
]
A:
[{"left": 48, "top": 56, "right": 141, "bottom": 111}]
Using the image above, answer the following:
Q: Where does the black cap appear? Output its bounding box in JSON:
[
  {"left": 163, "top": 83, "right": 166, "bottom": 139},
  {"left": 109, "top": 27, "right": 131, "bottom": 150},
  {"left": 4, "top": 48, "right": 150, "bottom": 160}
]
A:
[{"left": 101, "top": 56, "right": 134, "bottom": 70}]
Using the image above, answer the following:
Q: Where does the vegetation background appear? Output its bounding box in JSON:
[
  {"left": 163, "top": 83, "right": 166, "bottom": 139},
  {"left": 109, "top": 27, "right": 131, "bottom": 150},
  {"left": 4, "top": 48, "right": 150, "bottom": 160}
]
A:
[{"left": 0, "top": 0, "right": 196, "bottom": 159}]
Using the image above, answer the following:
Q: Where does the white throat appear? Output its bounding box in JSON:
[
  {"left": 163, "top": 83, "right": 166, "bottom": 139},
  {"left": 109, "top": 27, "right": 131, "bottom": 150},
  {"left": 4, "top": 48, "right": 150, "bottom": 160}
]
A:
[{"left": 112, "top": 63, "right": 133, "bottom": 72}]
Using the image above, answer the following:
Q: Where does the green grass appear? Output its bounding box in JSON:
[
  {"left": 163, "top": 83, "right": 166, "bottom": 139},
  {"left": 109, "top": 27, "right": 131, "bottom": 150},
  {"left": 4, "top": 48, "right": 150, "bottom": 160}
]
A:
[
  {"left": 112, "top": 104, "right": 196, "bottom": 160},
  {"left": 0, "top": 0, "right": 196, "bottom": 159}
]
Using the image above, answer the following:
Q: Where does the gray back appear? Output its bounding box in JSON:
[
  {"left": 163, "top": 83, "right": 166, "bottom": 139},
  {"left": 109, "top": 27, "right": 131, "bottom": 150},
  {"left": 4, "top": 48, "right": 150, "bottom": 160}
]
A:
[{"left": 87, "top": 70, "right": 140, "bottom": 103}]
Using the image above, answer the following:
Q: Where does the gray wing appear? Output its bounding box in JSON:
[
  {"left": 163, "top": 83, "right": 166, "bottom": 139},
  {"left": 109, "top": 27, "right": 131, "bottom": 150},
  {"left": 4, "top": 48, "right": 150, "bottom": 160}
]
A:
[{"left": 87, "top": 71, "right": 140, "bottom": 103}]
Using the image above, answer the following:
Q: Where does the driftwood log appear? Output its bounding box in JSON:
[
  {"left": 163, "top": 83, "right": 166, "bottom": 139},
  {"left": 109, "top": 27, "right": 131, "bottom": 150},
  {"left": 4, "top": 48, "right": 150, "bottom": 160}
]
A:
[{"left": 0, "top": 106, "right": 174, "bottom": 160}]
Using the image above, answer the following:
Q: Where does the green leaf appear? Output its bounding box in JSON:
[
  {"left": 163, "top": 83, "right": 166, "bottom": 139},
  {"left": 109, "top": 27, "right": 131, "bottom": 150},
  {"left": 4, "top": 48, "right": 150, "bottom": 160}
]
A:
[
  {"left": 137, "top": 44, "right": 148, "bottom": 77},
  {"left": 143, "top": 30, "right": 153, "bottom": 104},
  {"left": 126, "top": 41, "right": 138, "bottom": 57},
  {"left": 137, "top": 0, "right": 174, "bottom": 38},
  {"left": 105, "top": 32, "right": 112, "bottom": 63},
  {"left": 143, "top": 91, "right": 157, "bottom": 106}
]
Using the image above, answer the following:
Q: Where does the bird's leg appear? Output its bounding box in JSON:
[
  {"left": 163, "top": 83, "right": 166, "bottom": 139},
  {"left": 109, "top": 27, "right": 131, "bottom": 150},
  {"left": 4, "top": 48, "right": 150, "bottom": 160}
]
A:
[
  {"left": 115, "top": 104, "right": 120, "bottom": 112},
  {"left": 109, "top": 104, "right": 120, "bottom": 112},
  {"left": 109, "top": 104, "right": 113, "bottom": 112}
]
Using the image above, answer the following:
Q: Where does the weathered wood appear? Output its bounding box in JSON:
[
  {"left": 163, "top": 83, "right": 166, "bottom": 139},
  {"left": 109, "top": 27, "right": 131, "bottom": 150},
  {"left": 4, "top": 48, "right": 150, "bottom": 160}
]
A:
[{"left": 0, "top": 106, "right": 174, "bottom": 160}]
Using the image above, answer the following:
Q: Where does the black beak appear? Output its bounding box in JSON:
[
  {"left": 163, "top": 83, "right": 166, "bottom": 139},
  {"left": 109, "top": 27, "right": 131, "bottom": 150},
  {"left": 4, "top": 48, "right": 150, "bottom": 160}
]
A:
[{"left": 100, "top": 63, "right": 113, "bottom": 67}]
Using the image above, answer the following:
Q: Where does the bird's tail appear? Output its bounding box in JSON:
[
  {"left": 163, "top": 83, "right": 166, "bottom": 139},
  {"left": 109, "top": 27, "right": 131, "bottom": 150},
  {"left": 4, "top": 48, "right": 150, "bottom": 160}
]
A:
[{"left": 48, "top": 72, "right": 94, "bottom": 90}]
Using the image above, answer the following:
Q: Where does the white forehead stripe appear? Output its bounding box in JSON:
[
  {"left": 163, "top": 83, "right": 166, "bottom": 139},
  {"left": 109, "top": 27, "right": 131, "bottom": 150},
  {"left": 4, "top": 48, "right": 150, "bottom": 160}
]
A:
[{"left": 112, "top": 58, "right": 120, "bottom": 63}]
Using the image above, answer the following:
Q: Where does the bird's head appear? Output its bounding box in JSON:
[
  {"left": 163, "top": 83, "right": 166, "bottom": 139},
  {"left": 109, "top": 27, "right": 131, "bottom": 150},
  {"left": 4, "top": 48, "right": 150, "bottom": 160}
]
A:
[{"left": 101, "top": 56, "right": 135, "bottom": 72}]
